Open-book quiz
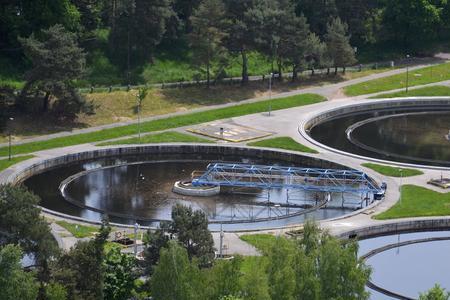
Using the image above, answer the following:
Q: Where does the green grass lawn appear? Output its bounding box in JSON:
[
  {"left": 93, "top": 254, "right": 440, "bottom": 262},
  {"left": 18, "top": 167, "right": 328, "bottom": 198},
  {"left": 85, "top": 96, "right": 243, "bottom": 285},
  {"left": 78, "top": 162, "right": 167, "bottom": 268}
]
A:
[
  {"left": 374, "top": 185, "right": 450, "bottom": 220},
  {"left": 362, "top": 163, "right": 423, "bottom": 177},
  {"left": 240, "top": 234, "right": 281, "bottom": 255},
  {"left": 0, "top": 94, "right": 324, "bottom": 157},
  {"left": 55, "top": 220, "right": 98, "bottom": 238},
  {"left": 97, "top": 131, "right": 214, "bottom": 146},
  {"left": 344, "top": 62, "right": 450, "bottom": 96},
  {"left": 370, "top": 85, "right": 450, "bottom": 98},
  {"left": 0, "top": 155, "right": 34, "bottom": 172},
  {"left": 248, "top": 136, "right": 318, "bottom": 154}
]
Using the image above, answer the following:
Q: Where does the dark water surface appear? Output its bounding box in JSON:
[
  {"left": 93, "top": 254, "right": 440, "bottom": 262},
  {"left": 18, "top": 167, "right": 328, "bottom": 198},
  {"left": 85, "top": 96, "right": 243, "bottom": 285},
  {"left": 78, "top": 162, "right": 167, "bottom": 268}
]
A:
[
  {"left": 310, "top": 109, "right": 450, "bottom": 167},
  {"left": 24, "top": 157, "right": 356, "bottom": 229}
]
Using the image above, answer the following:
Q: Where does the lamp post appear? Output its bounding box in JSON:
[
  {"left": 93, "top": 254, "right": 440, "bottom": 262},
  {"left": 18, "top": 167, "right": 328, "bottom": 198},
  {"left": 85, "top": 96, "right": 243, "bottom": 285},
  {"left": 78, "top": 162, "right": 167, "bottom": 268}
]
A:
[
  {"left": 8, "top": 117, "right": 14, "bottom": 161},
  {"left": 405, "top": 54, "right": 410, "bottom": 93},
  {"left": 268, "top": 73, "right": 273, "bottom": 116},
  {"left": 399, "top": 168, "right": 403, "bottom": 205},
  {"left": 137, "top": 96, "right": 141, "bottom": 143},
  {"left": 134, "top": 222, "right": 139, "bottom": 257}
]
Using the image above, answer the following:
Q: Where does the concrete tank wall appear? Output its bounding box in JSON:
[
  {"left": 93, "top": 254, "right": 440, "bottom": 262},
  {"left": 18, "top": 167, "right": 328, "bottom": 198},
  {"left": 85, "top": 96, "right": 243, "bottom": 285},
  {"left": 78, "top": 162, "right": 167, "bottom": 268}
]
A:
[{"left": 7, "top": 144, "right": 354, "bottom": 186}]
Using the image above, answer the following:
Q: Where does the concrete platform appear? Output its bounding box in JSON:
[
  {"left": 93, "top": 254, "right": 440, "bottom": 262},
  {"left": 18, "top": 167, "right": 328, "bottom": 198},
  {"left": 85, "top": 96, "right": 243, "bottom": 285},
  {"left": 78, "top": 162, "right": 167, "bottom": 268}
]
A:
[{"left": 187, "top": 121, "right": 273, "bottom": 142}]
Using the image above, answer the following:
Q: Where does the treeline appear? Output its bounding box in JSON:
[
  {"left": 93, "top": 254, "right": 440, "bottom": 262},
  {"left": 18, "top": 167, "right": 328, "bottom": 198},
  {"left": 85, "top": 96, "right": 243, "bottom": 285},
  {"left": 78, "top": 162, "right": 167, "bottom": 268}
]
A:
[{"left": 2, "top": 0, "right": 450, "bottom": 87}]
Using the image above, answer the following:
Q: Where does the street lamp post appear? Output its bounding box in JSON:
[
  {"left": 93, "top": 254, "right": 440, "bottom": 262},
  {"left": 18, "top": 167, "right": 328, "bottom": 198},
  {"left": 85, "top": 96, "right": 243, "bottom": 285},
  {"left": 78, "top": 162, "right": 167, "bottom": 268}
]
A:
[
  {"left": 405, "top": 55, "right": 410, "bottom": 93},
  {"left": 8, "top": 117, "right": 14, "bottom": 161},
  {"left": 136, "top": 94, "right": 142, "bottom": 144},
  {"left": 134, "top": 222, "right": 139, "bottom": 257},
  {"left": 268, "top": 73, "right": 273, "bottom": 116},
  {"left": 399, "top": 168, "right": 403, "bottom": 205}
]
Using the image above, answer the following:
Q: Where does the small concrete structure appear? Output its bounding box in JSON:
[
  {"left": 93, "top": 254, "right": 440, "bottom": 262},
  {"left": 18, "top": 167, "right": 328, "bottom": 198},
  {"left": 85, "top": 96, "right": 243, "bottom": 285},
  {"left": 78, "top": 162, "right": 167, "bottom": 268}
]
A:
[
  {"left": 187, "top": 121, "right": 273, "bottom": 142},
  {"left": 428, "top": 178, "right": 450, "bottom": 189},
  {"left": 172, "top": 180, "right": 220, "bottom": 197}
]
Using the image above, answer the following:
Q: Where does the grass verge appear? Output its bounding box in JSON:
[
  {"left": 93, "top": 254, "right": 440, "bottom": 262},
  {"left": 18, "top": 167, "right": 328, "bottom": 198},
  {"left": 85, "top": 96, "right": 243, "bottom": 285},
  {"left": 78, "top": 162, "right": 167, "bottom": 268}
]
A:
[
  {"left": 370, "top": 85, "right": 450, "bottom": 98},
  {"left": 55, "top": 220, "right": 98, "bottom": 238},
  {"left": 97, "top": 131, "right": 214, "bottom": 146},
  {"left": 240, "top": 234, "right": 279, "bottom": 255},
  {"left": 0, "top": 94, "right": 324, "bottom": 156},
  {"left": 0, "top": 155, "right": 34, "bottom": 172},
  {"left": 248, "top": 137, "right": 318, "bottom": 154},
  {"left": 344, "top": 62, "right": 450, "bottom": 96},
  {"left": 362, "top": 163, "right": 423, "bottom": 177},
  {"left": 374, "top": 185, "right": 450, "bottom": 220}
]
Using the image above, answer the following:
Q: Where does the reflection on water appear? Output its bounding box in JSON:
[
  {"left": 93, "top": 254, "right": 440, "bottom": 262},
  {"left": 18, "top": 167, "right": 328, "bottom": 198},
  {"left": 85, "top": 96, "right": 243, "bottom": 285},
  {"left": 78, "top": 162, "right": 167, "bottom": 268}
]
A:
[
  {"left": 359, "top": 231, "right": 450, "bottom": 300},
  {"left": 310, "top": 109, "right": 450, "bottom": 166},
  {"left": 25, "top": 158, "right": 357, "bottom": 227}
]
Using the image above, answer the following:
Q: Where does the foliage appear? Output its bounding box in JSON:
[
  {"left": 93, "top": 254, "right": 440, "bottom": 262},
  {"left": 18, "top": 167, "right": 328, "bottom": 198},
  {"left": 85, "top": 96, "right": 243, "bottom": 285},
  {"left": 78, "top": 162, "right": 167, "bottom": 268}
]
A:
[
  {"left": 144, "top": 204, "right": 214, "bottom": 274},
  {"left": 170, "top": 204, "right": 215, "bottom": 267},
  {"left": 18, "top": 24, "right": 92, "bottom": 119},
  {"left": 150, "top": 241, "right": 205, "bottom": 300},
  {"left": 53, "top": 220, "right": 111, "bottom": 299},
  {"left": 45, "top": 282, "right": 68, "bottom": 300},
  {"left": 420, "top": 284, "right": 450, "bottom": 300},
  {"left": 0, "top": 184, "right": 58, "bottom": 259},
  {"left": 0, "top": 155, "right": 34, "bottom": 172},
  {"left": 248, "top": 137, "right": 318, "bottom": 154},
  {"left": 189, "top": 0, "right": 228, "bottom": 87},
  {"left": 0, "top": 93, "right": 325, "bottom": 157},
  {"left": 374, "top": 185, "right": 450, "bottom": 220},
  {"left": 98, "top": 131, "right": 214, "bottom": 146},
  {"left": 344, "top": 62, "right": 450, "bottom": 96},
  {"left": 240, "top": 221, "right": 371, "bottom": 300},
  {"left": 143, "top": 222, "right": 170, "bottom": 273},
  {"left": 362, "top": 163, "right": 423, "bottom": 177},
  {"left": 267, "top": 238, "right": 295, "bottom": 300},
  {"left": 383, "top": 0, "right": 441, "bottom": 47},
  {"left": 209, "top": 257, "right": 243, "bottom": 299},
  {"left": 103, "top": 246, "right": 137, "bottom": 300},
  {"left": 325, "top": 17, "right": 356, "bottom": 72},
  {"left": 0, "top": 244, "right": 39, "bottom": 300}
]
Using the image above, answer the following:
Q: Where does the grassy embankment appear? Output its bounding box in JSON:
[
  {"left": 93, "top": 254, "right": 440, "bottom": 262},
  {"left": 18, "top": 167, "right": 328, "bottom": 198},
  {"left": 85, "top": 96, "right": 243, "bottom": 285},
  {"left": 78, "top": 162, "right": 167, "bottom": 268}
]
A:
[
  {"left": 374, "top": 185, "right": 450, "bottom": 220},
  {"left": 0, "top": 155, "right": 34, "bottom": 172},
  {"left": 248, "top": 137, "right": 318, "bottom": 154},
  {"left": 370, "top": 85, "right": 450, "bottom": 98},
  {"left": 344, "top": 62, "right": 450, "bottom": 96},
  {"left": 98, "top": 131, "right": 213, "bottom": 146},
  {"left": 1, "top": 76, "right": 338, "bottom": 143},
  {"left": 362, "top": 163, "right": 423, "bottom": 177},
  {"left": 0, "top": 94, "right": 325, "bottom": 157},
  {"left": 55, "top": 220, "right": 98, "bottom": 238}
]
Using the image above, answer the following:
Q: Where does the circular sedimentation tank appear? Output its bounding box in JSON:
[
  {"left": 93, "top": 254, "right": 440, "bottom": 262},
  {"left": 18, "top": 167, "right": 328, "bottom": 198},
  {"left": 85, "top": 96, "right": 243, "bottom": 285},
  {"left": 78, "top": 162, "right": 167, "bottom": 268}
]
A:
[
  {"left": 12, "top": 145, "right": 374, "bottom": 230},
  {"left": 306, "top": 99, "right": 450, "bottom": 168},
  {"left": 359, "top": 230, "right": 450, "bottom": 300}
]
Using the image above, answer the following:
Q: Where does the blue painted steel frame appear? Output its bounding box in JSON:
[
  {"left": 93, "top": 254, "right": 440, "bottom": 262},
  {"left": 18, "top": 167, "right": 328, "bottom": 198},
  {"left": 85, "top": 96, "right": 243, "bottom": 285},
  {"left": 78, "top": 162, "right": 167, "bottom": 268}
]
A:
[{"left": 192, "top": 163, "right": 382, "bottom": 194}]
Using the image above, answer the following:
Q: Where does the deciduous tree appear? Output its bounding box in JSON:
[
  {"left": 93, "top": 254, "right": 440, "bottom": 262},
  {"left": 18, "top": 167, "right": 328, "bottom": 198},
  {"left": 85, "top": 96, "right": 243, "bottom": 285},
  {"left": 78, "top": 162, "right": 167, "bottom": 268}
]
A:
[
  {"left": 0, "top": 244, "right": 39, "bottom": 300},
  {"left": 150, "top": 241, "right": 206, "bottom": 300}
]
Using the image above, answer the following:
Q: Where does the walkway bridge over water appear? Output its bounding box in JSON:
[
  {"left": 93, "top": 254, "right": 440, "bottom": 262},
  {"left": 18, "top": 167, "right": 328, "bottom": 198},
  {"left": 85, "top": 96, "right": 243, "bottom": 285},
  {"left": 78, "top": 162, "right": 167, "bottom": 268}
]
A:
[{"left": 191, "top": 163, "right": 383, "bottom": 196}]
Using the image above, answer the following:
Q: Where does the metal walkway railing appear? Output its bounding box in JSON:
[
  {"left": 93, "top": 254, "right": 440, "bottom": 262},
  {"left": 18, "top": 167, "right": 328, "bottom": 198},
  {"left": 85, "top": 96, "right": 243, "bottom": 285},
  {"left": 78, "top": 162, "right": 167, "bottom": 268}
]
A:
[{"left": 192, "top": 163, "right": 382, "bottom": 195}]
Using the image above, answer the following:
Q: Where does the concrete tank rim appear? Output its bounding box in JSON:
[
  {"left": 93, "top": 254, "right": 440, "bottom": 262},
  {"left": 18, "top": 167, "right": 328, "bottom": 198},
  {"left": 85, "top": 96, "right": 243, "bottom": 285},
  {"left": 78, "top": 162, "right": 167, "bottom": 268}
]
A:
[
  {"left": 299, "top": 97, "right": 450, "bottom": 171},
  {"left": 3, "top": 144, "right": 383, "bottom": 231}
]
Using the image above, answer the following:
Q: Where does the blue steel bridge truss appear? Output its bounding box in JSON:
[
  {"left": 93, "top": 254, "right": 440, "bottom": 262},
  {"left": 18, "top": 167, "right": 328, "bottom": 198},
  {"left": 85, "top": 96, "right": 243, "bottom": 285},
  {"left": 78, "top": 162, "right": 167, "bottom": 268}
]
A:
[{"left": 191, "top": 163, "right": 382, "bottom": 195}]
